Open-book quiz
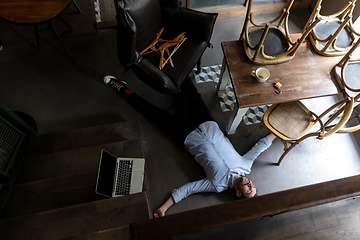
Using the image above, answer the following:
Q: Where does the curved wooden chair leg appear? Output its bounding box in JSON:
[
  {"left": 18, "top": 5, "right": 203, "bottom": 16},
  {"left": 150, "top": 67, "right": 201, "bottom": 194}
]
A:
[
  {"left": 276, "top": 143, "right": 297, "bottom": 166},
  {"left": 281, "top": 140, "right": 288, "bottom": 151},
  {"left": 276, "top": 153, "right": 286, "bottom": 166},
  {"left": 276, "top": 132, "right": 316, "bottom": 166}
]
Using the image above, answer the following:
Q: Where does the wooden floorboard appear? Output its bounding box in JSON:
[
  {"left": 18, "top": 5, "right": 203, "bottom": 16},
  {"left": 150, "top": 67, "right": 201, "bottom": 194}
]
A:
[
  {"left": 245, "top": 197, "right": 360, "bottom": 240},
  {"left": 16, "top": 139, "right": 144, "bottom": 183},
  {"left": 171, "top": 198, "right": 360, "bottom": 240},
  {"left": 0, "top": 192, "right": 150, "bottom": 240},
  {"left": 287, "top": 220, "right": 360, "bottom": 240},
  {"left": 27, "top": 121, "right": 142, "bottom": 156}
]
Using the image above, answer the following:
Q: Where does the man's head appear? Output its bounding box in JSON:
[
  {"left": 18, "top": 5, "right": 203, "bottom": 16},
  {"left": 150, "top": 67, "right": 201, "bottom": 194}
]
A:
[{"left": 234, "top": 176, "right": 257, "bottom": 198}]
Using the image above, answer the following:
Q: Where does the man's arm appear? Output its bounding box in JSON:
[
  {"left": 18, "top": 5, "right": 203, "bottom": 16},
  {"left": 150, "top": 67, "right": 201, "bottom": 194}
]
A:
[
  {"left": 153, "top": 179, "right": 216, "bottom": 218},
  {"left": 266, "top": 133, "right": 276, "bottom": 142},
  {"left": 154, "top": 196, "right": 175, "bottom": 218},
  {"left": 242, "top": 133, "right": 275, "bottom": 161}
]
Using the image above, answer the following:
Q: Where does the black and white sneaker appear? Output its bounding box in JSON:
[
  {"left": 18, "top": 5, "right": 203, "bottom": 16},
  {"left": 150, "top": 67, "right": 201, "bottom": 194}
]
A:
[{"left": 103, "top": 75, "right": 128, "bottom": 93}]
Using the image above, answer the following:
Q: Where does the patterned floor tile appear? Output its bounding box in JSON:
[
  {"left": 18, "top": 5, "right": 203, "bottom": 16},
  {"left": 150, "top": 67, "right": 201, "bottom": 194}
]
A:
[
  {"left": 94, "top": 0, "right": 101, "bottom": 23},
  {"left": 194, "top": 65, "right": 221, "bottom": 84}
]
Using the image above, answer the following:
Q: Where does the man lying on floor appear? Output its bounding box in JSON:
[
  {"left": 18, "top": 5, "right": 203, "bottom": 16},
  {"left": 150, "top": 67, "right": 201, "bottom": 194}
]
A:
[{"left": 103, "top": 75, "right": 276, "bottom": 218}]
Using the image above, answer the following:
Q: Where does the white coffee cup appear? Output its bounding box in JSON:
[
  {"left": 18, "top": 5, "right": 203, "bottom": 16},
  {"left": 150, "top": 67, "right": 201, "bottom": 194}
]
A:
[{"left": 251, "top": 67, "right": 270, "bottom": 82}]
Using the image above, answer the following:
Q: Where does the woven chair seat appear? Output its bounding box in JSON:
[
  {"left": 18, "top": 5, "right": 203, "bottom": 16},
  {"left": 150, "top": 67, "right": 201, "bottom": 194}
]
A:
[{"left": 267, "top": 102, "right": 313, "bottom": 139}]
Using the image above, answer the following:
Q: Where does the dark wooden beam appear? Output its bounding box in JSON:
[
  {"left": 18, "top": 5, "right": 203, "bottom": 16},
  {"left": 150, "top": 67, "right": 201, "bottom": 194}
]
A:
[{"left": 131, "top": 174, "right": 360, "bottom": 240}]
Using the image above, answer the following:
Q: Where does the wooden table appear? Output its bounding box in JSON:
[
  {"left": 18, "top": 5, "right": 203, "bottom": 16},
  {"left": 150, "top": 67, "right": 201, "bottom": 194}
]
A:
[
  {"left": 218, "top": 34, "right": 343, "bottom": 134},
  {"left": 0, "top": 0, "right": 70, "bottom": 24},
  {"left": 0, "top": 0, "right": 74, "bottom": 60}
]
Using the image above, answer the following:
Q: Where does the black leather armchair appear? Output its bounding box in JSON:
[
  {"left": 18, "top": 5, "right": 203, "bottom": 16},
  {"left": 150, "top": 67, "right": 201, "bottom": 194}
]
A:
[{"left": 114, "top": 0, "right": 218, "bottom": 94}]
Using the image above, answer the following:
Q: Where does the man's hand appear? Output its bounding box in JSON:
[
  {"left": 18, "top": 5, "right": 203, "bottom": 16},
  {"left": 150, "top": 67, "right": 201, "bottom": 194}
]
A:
[
  {"left": 266, "top": 133, "right": 277, "bottom": 142},
  {"left": 153, "top": 196, "right": 175, "bottom": 218},
  {"left": 154, "top": 208, "right": 165, "bottom": 218}
]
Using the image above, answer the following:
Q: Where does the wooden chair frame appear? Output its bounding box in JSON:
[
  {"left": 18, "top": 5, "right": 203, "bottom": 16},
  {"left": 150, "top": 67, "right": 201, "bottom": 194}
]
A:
[
  {"left": 240, "top": 0, "right": 319, "bottom": 64},
  {"left": 140, "top": 28, "right": 187, "bottom": 70},
  {"left": 333, "top": 38, "right": 360, "bottom": 135},
  {"left": 334, "top": 37, "right": 360, "bottom": 94},
  {"left": 305, "top": 0, "right": 360, "bottom": 56},
  {"left": 248, "top": 96, "right": 359, "bottom": 166}
]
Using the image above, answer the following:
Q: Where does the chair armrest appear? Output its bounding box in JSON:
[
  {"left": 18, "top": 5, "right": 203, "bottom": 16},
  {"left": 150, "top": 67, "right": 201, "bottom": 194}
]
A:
[
  {"left": 132, "top": 55, "right": 177, "bottom": 94},
  {"left": 114, "top": 0, "right": 137, "bottom": 66},
  {"left": 162, "top": 5, "right": 218, "bottom": 42}
]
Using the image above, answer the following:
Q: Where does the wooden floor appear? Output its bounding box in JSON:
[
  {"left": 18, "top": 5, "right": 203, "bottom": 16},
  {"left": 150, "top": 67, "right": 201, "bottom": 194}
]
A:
[{"left": 0, "top": 121, "right": 151, "bottom": 240}]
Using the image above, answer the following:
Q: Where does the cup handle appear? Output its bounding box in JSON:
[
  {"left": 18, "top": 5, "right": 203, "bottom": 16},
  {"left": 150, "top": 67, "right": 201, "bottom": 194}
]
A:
[{"left": 251, "top": 71, "right": 256, "bottom": 77}]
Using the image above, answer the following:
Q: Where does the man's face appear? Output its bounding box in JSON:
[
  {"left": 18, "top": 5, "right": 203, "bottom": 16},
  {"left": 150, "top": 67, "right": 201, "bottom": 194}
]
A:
[{"left": 236, "top": 176, "right": 257, "bottom": 198}]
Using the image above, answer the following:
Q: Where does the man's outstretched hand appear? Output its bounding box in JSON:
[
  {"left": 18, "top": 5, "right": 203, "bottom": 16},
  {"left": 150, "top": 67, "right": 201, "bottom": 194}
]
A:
[
  {"left": 154, "top": 208, "right": 165, "bottom": 218},
  {"left": 153, "top": 196, "right": 175, "bottom": 218}
]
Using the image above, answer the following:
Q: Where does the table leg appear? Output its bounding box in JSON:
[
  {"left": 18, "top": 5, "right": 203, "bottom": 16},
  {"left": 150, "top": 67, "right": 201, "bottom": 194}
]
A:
[
  {"left": 72, "top": 0, "right": 82, "bottom": 14},
  {"left": 217, "top": 57, "right": 247, "bottom": 135},
  {"left": 196, "top": 58, "right": 201, "bottom": 74},
  {"left": 46, "top": 21, "right": 74, "bottom": 62},
  {"left": 216, "top": 57, "right": 230, "bottom": 95},
  {"left": 58, "top": 16, "right": 74, "bottom": 32},
  {"left": 226, "top": 104, "right": 248, "bottom": 135},
  {"left": 35, "top": 25, "right": 40, "bottom": 50}
]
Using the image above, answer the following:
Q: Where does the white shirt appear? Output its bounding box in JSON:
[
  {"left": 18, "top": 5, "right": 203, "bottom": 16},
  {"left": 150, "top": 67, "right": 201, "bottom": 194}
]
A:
[{"left": 171, "top": 121, "right": 272, "bottom": 203}]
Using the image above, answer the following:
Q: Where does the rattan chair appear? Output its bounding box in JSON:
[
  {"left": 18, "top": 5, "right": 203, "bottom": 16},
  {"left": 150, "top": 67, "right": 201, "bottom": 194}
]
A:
[
  {"left": 333, "top": 37, "right": 360, "bottom": 96},
  {"left": 240, "top": 0, "right": 319, "bottom": 64},
  {"left": 248, "top": 96, "right": 359, "bottom": 166},
  {"left": 305, "top": 0, "right": 360, "bottom": 56}
]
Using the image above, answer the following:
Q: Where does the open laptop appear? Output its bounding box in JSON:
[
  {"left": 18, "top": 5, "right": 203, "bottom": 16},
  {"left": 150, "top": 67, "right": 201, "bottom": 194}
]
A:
[{"left": 95, "top": 149, "right": 145, "bottom": 198}]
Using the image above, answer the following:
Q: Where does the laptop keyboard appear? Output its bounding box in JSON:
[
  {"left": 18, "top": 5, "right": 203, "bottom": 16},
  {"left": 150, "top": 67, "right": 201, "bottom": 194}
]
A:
[{"left": 114, "top": 160, "right": 133, "bottom": 195}]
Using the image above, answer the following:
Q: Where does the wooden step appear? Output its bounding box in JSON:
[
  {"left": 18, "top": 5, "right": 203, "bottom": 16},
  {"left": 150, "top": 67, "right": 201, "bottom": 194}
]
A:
[
  {"left": 27, "top": 121, "right": 142, "bottom": 156},
  {"left": 67, "top": 225, "right": 132, "bottom": 240},
  {"left": 0, "top": 192, "right": 150, "bottom": 240},
  {"left": 1, "top": 171, "right": 106, "bottom": 219},
  {"left": 16, "top": 139, "right": 144, "bottom": 184}
]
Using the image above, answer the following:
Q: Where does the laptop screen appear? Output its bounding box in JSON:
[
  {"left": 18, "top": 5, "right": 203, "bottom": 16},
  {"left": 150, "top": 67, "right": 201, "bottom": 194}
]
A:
[{"left": 95, "top": 150, "right": 117, "bottom": 197}]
